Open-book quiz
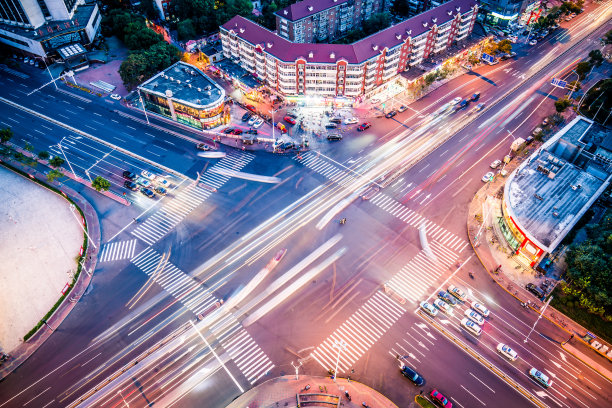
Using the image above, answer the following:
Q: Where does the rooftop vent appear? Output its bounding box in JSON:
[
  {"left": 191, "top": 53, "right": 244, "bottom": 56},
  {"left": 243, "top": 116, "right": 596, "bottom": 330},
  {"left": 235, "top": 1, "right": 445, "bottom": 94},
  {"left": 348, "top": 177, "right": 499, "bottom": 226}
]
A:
[
  {"left": 188, "top": 84, "right": 192, "bottom": 88},
  {"left": 197, "top": 99, "right": 201, "bottom": 104},
  {"left": 177, "top": 80, "right": 181, "bottom": 84},
  {"left": 191, "top": 70, "right": 196, "bottom": 75},
  {"left": 406, "top": 29, "right": 412, "bottom": 35},
  {"left": 534, "top": 194, "right": 544, "bottom": 200},
  {"left": 284, "top": 10, "right": 288, "bottom": 15},
  {"left": 308, "top": 51, "right": 314, "bottom": 58},
  {"left": 240, "top": 28, "right": 245, "bottom": 33},
  {"left": 456, "top": 6, "right": 461, "bottom": 11},
  {"left": 432, "top": 18, "right": 437, "bottom": 23},
  {"left": 396, "top": 34, "right": 401, "bottom": 40},
  {"left": 207, "top": 91, "right": 211, "bottom": 96},
  {"left": 197, "top": 87, "right": 202, "bottom": 92},
  {"left": 308, "top": 6, "right": 313, "bottom": 11},
  {"left": 169, "top": 76, "right": 174, "bottom": 81},
  {"left": 267, "top": 42, "right": 273, "bottom": 48},
  {"left": 372, "top": 45, "right": 378, "bottom": 50},
  {"left": 205, "top": 85, "right": 211, "bottom": 90},
  {"left": 423, "top": 22, "right": 428, "bottom": 27},
  {"left": 552, "top": 211, "right": 559, "bottom": 217},
  {"left": 330, "top": 52, "right": 335, "bottom": 59}
]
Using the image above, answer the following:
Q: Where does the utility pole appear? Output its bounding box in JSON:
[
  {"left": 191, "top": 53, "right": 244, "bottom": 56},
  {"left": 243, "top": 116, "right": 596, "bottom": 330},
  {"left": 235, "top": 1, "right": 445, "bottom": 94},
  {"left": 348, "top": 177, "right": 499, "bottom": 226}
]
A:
[
  {"left": 524, "top": 296, "right": 553, "bottom": 343},
  {"left": 291, "top": 361, "right": 302, "bottom": 380}
]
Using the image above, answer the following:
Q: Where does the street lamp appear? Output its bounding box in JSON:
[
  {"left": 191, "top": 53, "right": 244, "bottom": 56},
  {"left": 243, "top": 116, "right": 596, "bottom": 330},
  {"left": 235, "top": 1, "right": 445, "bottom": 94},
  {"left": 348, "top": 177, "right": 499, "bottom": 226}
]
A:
[
  {"left": 34, "top": 53, "right": 57, "bottom": 90},
  {"left": 57, "top": 136, "right": 79, "bottom": 180},
  {"left": 524, "top": 296, "right": 553, "bottom": 343},
  {"left": 567, "top": 70, "right": 580, "bottom": 101},
  {"left": 269, "top": 107, "right": 279, "bottom": 148},
  {"left": 137, "top": 88, "right": 150, "bottom": 125},
  {"left": 69, "top": 203, "right": 97, "bottom": 249},
  {"left": 331, "top": 340, "right": 347, "bottom": 383}
]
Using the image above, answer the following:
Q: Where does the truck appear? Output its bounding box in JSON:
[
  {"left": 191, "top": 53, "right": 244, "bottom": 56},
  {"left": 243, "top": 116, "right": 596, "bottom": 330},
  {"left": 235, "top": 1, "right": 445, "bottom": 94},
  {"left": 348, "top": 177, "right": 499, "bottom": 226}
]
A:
[{"left": 510, "top": 137, "right": 526, "bottom": 152}]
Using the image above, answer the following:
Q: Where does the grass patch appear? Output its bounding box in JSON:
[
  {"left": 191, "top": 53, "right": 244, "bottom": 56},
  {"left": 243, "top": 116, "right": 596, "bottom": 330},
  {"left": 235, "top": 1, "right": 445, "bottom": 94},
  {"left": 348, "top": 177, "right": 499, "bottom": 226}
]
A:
[
  {"left": 415, "top": 395, "right": 437, "bottom": 408},
  {"left": 550, "top": 286, "right": 612, "bottom": 344}
]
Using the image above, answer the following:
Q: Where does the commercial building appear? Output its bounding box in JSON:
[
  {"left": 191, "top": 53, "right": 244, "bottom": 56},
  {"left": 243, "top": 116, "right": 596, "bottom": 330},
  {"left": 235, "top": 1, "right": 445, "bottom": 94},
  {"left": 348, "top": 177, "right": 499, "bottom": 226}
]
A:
[
  {"left": 478, "top": 0, "right": 539, "bottom": 27},
  {"left": 220, "top": 0, "right": 479, "bottom": 101},
  {"left": 138, "top": 61, "right": 228, "bottom": 130},
  {"left": 0, "top": 0, "right": 100, "bottom": 60},
  {"left": 500, "top": 117, "right": 612, "bottom": 267},
  {"left": 275, "top": 0, "right": 390, "bottom": 43}
]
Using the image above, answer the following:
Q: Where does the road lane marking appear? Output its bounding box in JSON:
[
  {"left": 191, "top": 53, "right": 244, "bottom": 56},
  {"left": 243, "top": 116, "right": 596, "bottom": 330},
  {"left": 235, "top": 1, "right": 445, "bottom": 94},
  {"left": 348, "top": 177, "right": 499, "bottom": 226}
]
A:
[
  {"left": 461, "top": 385, "right": 485, "bottom": 405},
  {"left": 470, "top": 372, "right": 496, "bottom": 393}
]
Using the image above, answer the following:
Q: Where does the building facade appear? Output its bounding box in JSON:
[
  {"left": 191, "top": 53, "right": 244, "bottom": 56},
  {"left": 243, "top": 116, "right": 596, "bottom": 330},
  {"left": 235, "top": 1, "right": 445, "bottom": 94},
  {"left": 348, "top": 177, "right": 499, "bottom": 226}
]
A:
[
  {"left": 221, "top": 0, "right": 478, "bottom": 100},
  {"left": 479, "top": 0, "right": 537, "bottom": 26},
  {"left": 0, "top": 0, "right": 100, "bottom": 59},
  {"left": 138, "top": 62, "right": 228, "bottom": 130},
  {"left": 275, "top": 0, "right": 391, "bottom": 43}
]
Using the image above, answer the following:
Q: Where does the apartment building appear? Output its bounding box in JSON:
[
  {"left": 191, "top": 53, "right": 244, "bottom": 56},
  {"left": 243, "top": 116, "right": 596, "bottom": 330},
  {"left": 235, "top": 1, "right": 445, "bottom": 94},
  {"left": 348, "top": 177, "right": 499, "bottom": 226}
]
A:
[
  {"left": 275, "top": 0, "right": 390, "bottom": 43},
  {"left": 0, "top": 0, "right": 100, "bottom": 59},
  {"left": 221, "top": 0, "right": 478, "bottom": 99}
]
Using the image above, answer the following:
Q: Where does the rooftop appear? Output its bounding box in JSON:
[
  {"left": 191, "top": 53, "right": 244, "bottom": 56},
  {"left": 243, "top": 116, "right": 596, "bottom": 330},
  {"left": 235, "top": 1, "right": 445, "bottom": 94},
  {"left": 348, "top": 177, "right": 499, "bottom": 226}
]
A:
[
  {"left": 139, "top": 62, "right": 225, "bottom": 109},
  {"left": 275, "top": 0, "right": 351, "bottom": 22},
  {"left": 506, "top": 117, "right": 612, "bottom": 252},
  {"left": 222, "top": 0, "right": 478, "bottom": 64}
]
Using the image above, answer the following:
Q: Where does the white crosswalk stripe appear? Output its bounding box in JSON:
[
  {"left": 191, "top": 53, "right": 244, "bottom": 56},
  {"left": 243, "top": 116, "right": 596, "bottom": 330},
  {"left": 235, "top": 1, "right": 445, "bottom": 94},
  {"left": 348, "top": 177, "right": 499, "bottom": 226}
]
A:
[
  {"left": 296, "top": 151, "right": 360, "bottom": 183},
  {"left": 99, "top": 239, "right": 137, "bottom": 262},
  {"left": 131, "top": 247, "right": 274, "bottom": 384},
  {"left": 132, "top": 152, "right": 254, "bottom": 245}
]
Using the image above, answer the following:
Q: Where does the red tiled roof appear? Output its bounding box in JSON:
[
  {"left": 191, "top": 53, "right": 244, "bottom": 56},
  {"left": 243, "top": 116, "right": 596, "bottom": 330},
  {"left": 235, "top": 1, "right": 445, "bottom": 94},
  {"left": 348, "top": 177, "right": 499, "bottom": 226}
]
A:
[
  {"left": 275, "top": 0, "right": 351, "bottom": 21},
  {"left": 222, "top": 0, "right": 478, "bottom": 64}
]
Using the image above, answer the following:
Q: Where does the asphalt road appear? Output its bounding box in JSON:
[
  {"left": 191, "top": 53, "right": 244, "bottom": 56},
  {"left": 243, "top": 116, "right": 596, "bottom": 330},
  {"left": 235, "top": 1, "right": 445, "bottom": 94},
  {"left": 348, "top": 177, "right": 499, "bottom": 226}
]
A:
[{"left": 0, "top": 3, "right": 611, "bottom": 408}]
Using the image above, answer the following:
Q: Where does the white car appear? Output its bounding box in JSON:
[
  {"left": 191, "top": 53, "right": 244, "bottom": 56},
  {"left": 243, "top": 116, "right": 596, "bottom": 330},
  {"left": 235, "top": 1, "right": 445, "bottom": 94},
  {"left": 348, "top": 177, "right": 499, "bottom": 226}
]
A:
[
  {"left": 420, "top": 301, "right": 439, "bottom": 317},
  {"left": 529, "top": 39, "right": 537, "bottom": 46},
  {"left": 490, "top": 160, "right": 502, "bottom": 169},
  {"left": 464, "top": 308, "right": 485, "bottom": 325},
  {"left": 482, "top": 171, "right": 494, "bottom": 182},
  {"left": 529, "top": 368, "right": 551, "bottom": 388},
  {"left": 461, "top": 317, "right": 482, "bottom": 336},
  {"left": 248, "top": 115, "right": 259, "bottom": 126},
  {"left": 157, "top": 177, "right": 171, "bottom": 188},
  {"left": 141, "top": 170, "right": 156, "bottom": 181},
  {"left": 136, "top": 177, "right": 151, "bottom": 188},
  {"left": 450, "top": 97, "right": 462, "bottom": 106},
  {"left": 398, "top": 105, "right": 407, "bottom": 113},
  {"left": 433, "top": 298, "right": 451, "bottom": 313},
  {"left": 497, "top": 343, "right": 518, "bottom": 361},
  {"left": 471, "top": 301, "right": 490, "bottom": 317},
  {"left": 253, "top": 117, "right": 264, "bottom": 128},
  {"left": 344, "top": 117, "right": 358, "bottom": 125},
  {"left": 448, "top": 285, "right": 467, "bottom": 301},
  {"left": 110, "top": 94, "right": 121, "bottom": 100}
]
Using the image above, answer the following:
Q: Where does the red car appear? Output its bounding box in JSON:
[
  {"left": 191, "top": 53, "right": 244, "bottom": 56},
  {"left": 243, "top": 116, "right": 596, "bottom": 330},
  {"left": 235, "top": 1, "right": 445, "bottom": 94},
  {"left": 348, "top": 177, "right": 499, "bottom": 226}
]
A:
[
  {"left": 231, "top": 128, "right": 243, "bottom": 135},
  {"left": 284, "top": 116, "right": 296, "bottom": 125},
  {"left": 245, "top": 104, "right": 256, "bottom": 112},
  {"left": 358, "top": 122, "right": 371, "bottom": 131},
  {"left": 276, "top": 123, "right": 287, "bottom": 133},
  {"left": 430, "top": 390, "right": 452, "bottom": 408}
]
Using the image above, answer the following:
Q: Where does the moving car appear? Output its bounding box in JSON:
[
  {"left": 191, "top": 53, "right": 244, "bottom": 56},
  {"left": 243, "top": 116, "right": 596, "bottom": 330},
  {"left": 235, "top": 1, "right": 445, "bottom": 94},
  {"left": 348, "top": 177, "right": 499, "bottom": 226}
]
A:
[
  {"left": 344, "top": 117, "right": 358, "bottom": 125},
  {"left": 253, "top": 117, "right": 264, "bottom": 128},
  {"left": 447, "top": 285, "right": 467, "bottom": 301},
  {"left": 242, "top": 112, "right": 253, "bottom": 122},
  {"left": 430, "top": 390, "right": 452, "bottom": 408},
  {"left": 497, "top": 343, "right": 518, "bottom": 361},
  {"left": 141, "top": 170, "right": 156, "bottom": 180},
  {"left": 329, "top": 118, "right": 343, "bottom": 124},
  {"left": 325, "top": 123, "right": 338, "bottom": 129},
  {"left": 385, "top": 110, "right": 397, "bottom": 119},
  {"left": 110, "top": 94, "right": 121, "bottom": 100},
  {"left": 464, "top": 308, "right": 485, "bottom": 325},
  {"left": 157, "top": 178, "right": 171, "bottom": 188},
  {"left": 124, "top": 180, "right": 139, "bottom": 191},
  {"left": 358, "top": 122, "right": 371, "bottom": 131},
  {"left": 461, "top": 317, "right": 482, "bottom": 336},
  {"left": 155, "top": 186, "right": 167, "bottom": 196},
  {"left": 278, "top": 141, "right": 294, "bottom": 150},
  {"left": 246, "top": 129, "right": 258, "bottom": 135},
  {"left": 490, "top": 159, "right": 502, "bottom": 169},
  {"left": 136, "top": 177, "right": 151, "bottom": 188},
  {"left": 327, "top": 133, "right": 342, "bottom": 141},
  {"left": 529, "top": 39, "right": 538, "bottom": 46},
  {"left": 248, "top": 115, "right": 259, "bottom": 126},
  {"left": 223, "top": 127, "right": 235, "bottom": 134},
  {"left": 454, "top": 100, "right": 468, "bottom": 111},
  {"left": 470, "top": 92, "right": 480, "bottom": 101},
  {"left": 230, "top": 128, "right": 243, "bottom": 135},
  {"left": 140, "top": 187, "right": 155, "bottom": 198},
  {"left": 400, "top": 364, "right": 425, "bottom": 386},
  {"left": 529, "top": 368, "right": 551, "bottom": 388},
  {"left": 488, "top": 59, "right": 499, "bottom": 66},
  {"left": 420, "top": 301, "right": 439, "bottom": 317},
  {"left": 438, "top": 291, "right": 457, "bottom": 306},
  {"left": 196, "top": 143, "right": 212, "bottom": 151},
  {"left": 450, "top": 97, "right": 462, "bottom": 106},
  {"left": 276, "top": 123, "right": 288, "bottom": 133},
  {"left": 122, "top": 171, "right": 137, "bottom": 181},
  {"left": 398, "top": 105, "right": 408, "bottom": 113},
  {"left": 471, "top": 301, "right": 490, "bottom": 317},
  {"left": 433, "top": 298, "right": 451, "bottom": 313},
  {"left": 475, "top": 103, "right": 486, "bottom": 112},
  {"left": 482, "top": 171, "right": 494, "bottom": 182},
  {"left": 245, "top": 104, "right": 256, "bottom": 112},
  {"left": 284, "top": 116, "right": 296, "bottom": 125}
]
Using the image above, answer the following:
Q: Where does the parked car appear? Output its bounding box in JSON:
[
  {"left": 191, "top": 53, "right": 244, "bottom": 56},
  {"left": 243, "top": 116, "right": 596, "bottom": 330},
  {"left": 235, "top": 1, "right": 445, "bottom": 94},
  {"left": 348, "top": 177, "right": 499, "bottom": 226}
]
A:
[
  {"left": 325, "top": 123, "right": 338, "bottom": 129},
  {"left": 448, "top": 285, "right": 467, "bottom": 301},
  {"left": 329, "top": 117, "right": 343, "bottom": 124},
  {"left": 529, "top": 39, "right": 538, "bottom": 46},
  {"left": 438, "top": 291, "right": 457, "bottom": 306},
  {"left": 385, "top": 110, "right": 397, "bottom": 119},
  {"left": 246, "top": 129, "right": 258, "bottom": 135},
  {"left": 124, "top": 180, "right": 139, "bottom": 191},
  {"left": 471, "top": 301, "right": 490, "bottom": 317},
  {"left": 248, "top": 115, "right": 259, "bottom": 126},
  {"left": 430, "top": 390, "right": 452, "bottom": 408},
  {"left": 400, "top": 364, "right": 425, "bottom": 386},
  {"left": 110, "top": 94, "right": 121, "bottom": 100},
  {"left": 358, "top": 122, "right": 371, "bottom": 131},
  {"left": 482, "top": 171, "right": 494, "bottom": 182},
  {"left": 196, "top": 143, "right": 212, "bottom": 151},
  {"left": 529, "top": 368, "right": 551, "bottom": 388},
  {"left": 398, "top": 105, "right": 408, "bottom": 113},
  {"left": 497, "top": 343, "right": 518, "bottom": 361},
  {"left": 433, "top": 298, "right": 451, "bottom": 313},
  {"left": 223, "top": 127, "right": 235, "bottom": 134},
  {"left": 284, "top": 116, "right": 296, "bottom": 125},
  {"left": 122, "top": 171, "right": 137, "bottom": 180},
  {"left": 231, "top": 128, "right": 243, "bottom": 135},
  {"left": 253, "top": 117, "right": 264, "bottom": 128},
  {"left": 490, "top": 159, "right": 502, "bottom": 169},
  {"left": 140, "top": 187, "right": 155, "bottom": 198},
  {"left": 242, "top": 112, "right": 253, "bottom": 122},
  {"left": 526, "top": 283, "right": 545, "bottom": 298},
  {"left": 420, "top": 301, "right": 439, "bottom": 317},
  {"left": 155, "top": 186, "right": 167, "bottom": 196},
  {"left": 327, "top": 133, "right": 342, "bottom": 141},
  {"left": 136, "top": 177, "right": 151, "bottom": 188},
  {"left": 488, "top": 59, "right": 499, "bottom": 66},
  {"left": 542, "top": 118, "right": 550, "bottom": 126},
  {"left": 464, "top": 308, "right": 485, "bottom": 325},
  {"left": 461, "top": 318, "right": 482, "bottom": 336},
  {"left": 245, "top": 104, "right": 256, "bottom": 112},
  {"left": 344, "top": 117, "right": 358, "bottom": 125}
]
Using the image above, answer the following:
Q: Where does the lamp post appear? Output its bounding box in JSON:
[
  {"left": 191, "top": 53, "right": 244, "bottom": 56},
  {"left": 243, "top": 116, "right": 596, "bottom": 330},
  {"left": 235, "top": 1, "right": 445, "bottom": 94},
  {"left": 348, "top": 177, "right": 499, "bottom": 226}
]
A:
[
  {"left": 34, "top": 54, "right": 57, "bottom": 90},
  {"left": 57, "top": 136, "right": 79, "bottom": 180},
  {"left": 524, "top": 296, "right": 553, "bottom": 343},
  {"left": 69, "top": 203, "right": 97, "bottom": 249},
  {"left": 331, "top": 340, "right": 347, "bottom": 383},
  {"left": 567, "top": 70, "right": 580, "bottom": 101},
  {"left": 138, "top": 88, "right": 150, "bottom": 125},
  {"left": 269, "top": 108, "right": 279, "bottom": 149}
]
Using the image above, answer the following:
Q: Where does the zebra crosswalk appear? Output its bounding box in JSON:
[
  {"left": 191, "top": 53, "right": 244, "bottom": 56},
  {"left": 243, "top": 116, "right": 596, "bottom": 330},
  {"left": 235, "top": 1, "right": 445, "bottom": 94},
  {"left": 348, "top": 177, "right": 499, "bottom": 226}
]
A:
[
  {"left": 99, "top": 239, "right": 137, "bottom": 262},
  {"left": 131, "top": 247, "right": 273, "bottom": 384},
  {"left": 132, "top": 151, "right": 254, "bottom": 245},
  {"left": 296, "top": 151, "right": 360, "bottom": 186},
  {"left": 370, "top": 193, "right": 469, "bottom": 253}
]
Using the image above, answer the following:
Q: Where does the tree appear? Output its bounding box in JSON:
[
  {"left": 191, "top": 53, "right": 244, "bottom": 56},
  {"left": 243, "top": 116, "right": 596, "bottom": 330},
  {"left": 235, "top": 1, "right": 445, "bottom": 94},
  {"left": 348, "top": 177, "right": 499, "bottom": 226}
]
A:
[
  {"left": 124, "top": 28, "right": 163, "bottom": 50},
  {"left": 46, "top": 169, "right": 63, "bottom": 182},
  {"left": 177, "top": 19, "right": 197, "bottom": 41},
  {"left": 92, "top": 176, "right": 111, "bottom": 192},
  {"left": 588, "top": 49, "right": 604, "bottom": 67},
  {"left": 604, "top": 29, "right": 612, "bottom": 45},
  {"left": 38, "top": 151, "right": 50, "bottom": 160},
  {"left": 497, "top": 39, "right": 512, "bottom": 54},
  {"left": 119, "top": 53, "right": 150, "bottom": 90},
  {"left": 362, "top": 13, "right": 392, "bottom": 36},
  {"left": 0, "top": 127, "right": 13, "bottom": 144},
  {"left": 391, "top": 0, "right": 410, "bottom": 18},
  {"left": 575, "top": 61, "right": 592, "bottom": 80},
  {"left": 24, "top": 141, "right": 33, "bottom": 152},
  {"left": 49, "top": 156, "right": 65, "bottom": 168},
  {"left": 555, "top": 98, "right": 572, "bottom": 112},
  {"left": 139, "top": 0, "right": 161, "bottom": 20}
]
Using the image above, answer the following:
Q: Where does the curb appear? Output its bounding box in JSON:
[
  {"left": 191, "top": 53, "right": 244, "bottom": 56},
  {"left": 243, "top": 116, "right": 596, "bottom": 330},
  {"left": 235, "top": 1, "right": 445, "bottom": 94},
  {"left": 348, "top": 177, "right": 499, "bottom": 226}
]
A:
[{"left": 560, "top": 342, "right": 612, "bottom": 383}]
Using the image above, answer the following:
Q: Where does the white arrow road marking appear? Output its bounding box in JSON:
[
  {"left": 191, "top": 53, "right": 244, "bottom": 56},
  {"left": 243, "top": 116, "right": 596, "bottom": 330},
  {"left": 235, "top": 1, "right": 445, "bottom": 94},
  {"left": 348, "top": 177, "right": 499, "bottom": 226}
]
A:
[
  {"left": 415, "top": 323, "right": 428, "bottom": 330},
  {"left": 559, "top": 352, "right": 566, "bottom": 362},
  {"left": 439, "top": 319, "right": 452, "bottom": 326},
  {"left": 503, "top": 68, "right": 512, "bottom": 73},
  {"left": 425, "top": 331, "right": 436, "bottom": 340},
  {"left": 535, "top": 391, "right": 562, "bottom": 407},
  {"left": 420, "top": 193, "right": 431, "bottom": 205},
  {"left": 551, "top": 360, "right": 577, "bottom": 377},
  {"left": 402, "top": 339, "right": 426, "bottom": 358}
]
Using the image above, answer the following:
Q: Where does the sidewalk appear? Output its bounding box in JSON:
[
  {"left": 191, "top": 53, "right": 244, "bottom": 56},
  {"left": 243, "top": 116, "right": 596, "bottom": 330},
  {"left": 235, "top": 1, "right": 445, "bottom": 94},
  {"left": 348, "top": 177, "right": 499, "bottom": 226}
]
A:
[
  {"left": 0, "top": 156, "right": 100, "bottom": 381},
  {"left": 225, "top": 375, "right": 399, "bottom": 408},
  {"left": 466, "top": 145, "right": 612, "bottom": 383}
]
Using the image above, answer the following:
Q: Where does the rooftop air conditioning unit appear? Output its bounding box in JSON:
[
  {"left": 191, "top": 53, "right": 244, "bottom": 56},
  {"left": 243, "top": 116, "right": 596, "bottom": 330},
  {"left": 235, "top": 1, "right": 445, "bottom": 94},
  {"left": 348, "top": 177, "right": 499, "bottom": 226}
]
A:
[
  {"left": 205, "top": 85, "right": 211, "bottom": 90},
  {"left": 198, "top": 87, "right": 202, "bottom": 92},
  {"left": 308, "top": 6, "right": 313, "bottom": 11},
  {"left": 207, "top": 91, "right": 211, "bottom": 96},
  {"left": 177, "top": 80, "right": 181, "bottom": 84},
  {"left": 169, "top": 76, "right": 174, "bottom": 81},
  {"left": 188, "top": 84, "right": 192, "bottom": 88},
  {"left": 197, "top": 99, "right": 201, "bottom": 104}
]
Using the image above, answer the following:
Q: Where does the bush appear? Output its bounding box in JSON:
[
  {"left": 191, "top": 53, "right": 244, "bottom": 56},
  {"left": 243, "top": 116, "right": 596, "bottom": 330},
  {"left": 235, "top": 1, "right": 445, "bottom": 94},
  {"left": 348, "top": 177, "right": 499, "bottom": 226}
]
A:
[
  {"left": 38, "top": 151, "right": 50, "bottom": 160},
  {"left": 555, "top": 98, "right": 571, "bottom": 112}
]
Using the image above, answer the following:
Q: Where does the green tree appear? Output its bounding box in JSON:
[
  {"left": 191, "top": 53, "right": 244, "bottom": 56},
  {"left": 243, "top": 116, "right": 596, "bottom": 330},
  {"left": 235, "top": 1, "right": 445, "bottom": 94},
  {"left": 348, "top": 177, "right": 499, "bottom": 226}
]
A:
[
  {"left": 362, "top": 12, "right": 392, "bottom": 36},
  {"left": 177, "top": 19, "right": 197, "bottom": 41},
  {"left": 604, "top": 29, "right": 612, "bottom": 44},
  {"left": 174, "top": 0, "right": 214, "bottom": 20},
  {"left": 139, "top": 0, "right": 161, "bottom": 20},
  {"left": 38, "top": 151, "right": 50, "bottom": 160},
  {"left": 391, "top": 0, "right": 410, "bottom": 17},
  {"left": 0, "top": 127, "right": 13, "bottom": 144},
  {"left": 555, "top": 98, "right": 572, "bottom": 112},
  {"left": 13, "top": 151, "right": 25, "bottom": 161},
  {"left": 119, "top": 53, "right": 150, "bottom": 89},
  {"left": 92, "top": 176, "right": 111, "bottom": 192},
  {"left": 124, "top": 27, "right": 163, "bottom": 50},
  {"left": 497, "top": 39, "right": 512, "bottom": 54},
  {"left": 588, "top": 49, "right": 604, "bottom": 67},
  {"left": 49, "top": 156, "right": 65, "bottom": 168},
  {"left": 575, "top": 61, "right": 592, "bottom": 80},
  {"left": 24, "top": 141, "right": 33, "bottom": 152},
  {"left": 46, "top": 169, "right": 63, "bottom": 182}
]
